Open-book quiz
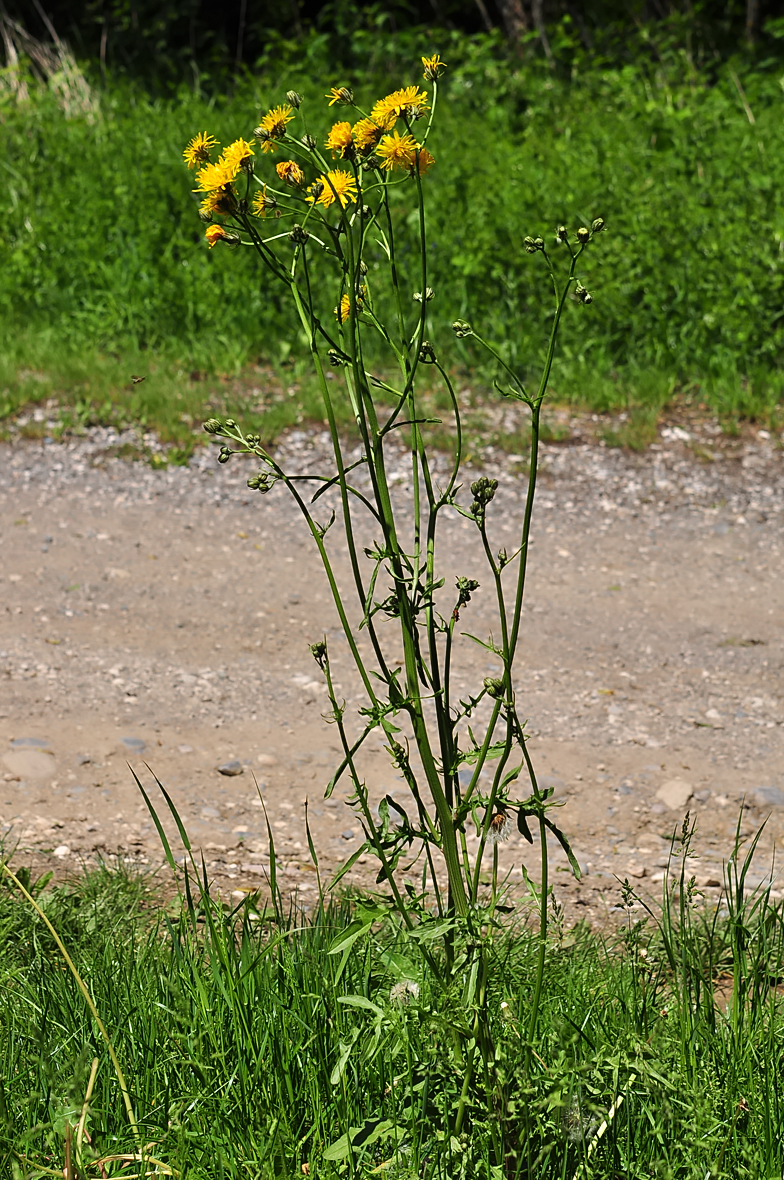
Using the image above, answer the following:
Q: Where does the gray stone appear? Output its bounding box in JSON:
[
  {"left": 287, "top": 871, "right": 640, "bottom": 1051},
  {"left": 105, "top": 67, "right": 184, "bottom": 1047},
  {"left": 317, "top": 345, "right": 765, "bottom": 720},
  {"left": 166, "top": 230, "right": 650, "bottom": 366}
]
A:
[
  {"left": 218, "top": 760, "right": 243, "bottom": 776},
  {"left": 76, "top": 754, "right": 91, "bottom": 765},
  {"left": 753, "top": 786, "right": 784, "bottom": 809},
  {"left": 11, "top": 737, "right": 52, "bottom": 750},
  {"left": 655, "top": 778, "right": 693, "bottom": 811},
  {"left": 2, "top": 749, "right": 57, "bottom": 780},
  {"left": 341, "top": 829, "right": 355, "bottom": 840},
  {"left": 200, "top": 806, "right": 222, "bottom": 819},
  {"left": 121, "top": 737, "right": 146, "bottom": 754}
]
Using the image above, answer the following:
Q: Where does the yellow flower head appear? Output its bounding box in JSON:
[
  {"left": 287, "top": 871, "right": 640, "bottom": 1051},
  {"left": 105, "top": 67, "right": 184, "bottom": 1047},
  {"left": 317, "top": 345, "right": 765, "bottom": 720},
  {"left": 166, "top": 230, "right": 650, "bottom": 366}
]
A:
[
  {"left": 276, "top": 159, "right": 305, "bottom": 186},
  {"left": 326, "top": 86, "right": 354, "bottom": 106},
  {"left": 325, "top": 121, "right": 354, "bottom": 159},
  {"left": 194, "top": 160, "right": 232, "bottom": 191},
  {"left": 252, "top": 185, "right": 276, "bottom": 217},
  {"left": 377, "top": 130, "right": 418, "bottom": 172},
  {"left": 205, "top": 224, "right": 230, "bottom": 248},
  {"left": 199, "top": 185, "right": 238, "bottom": 218},
  {"left": 371, "top": 86, "right": 429, "bottom": 130},
  {"left": 183, "top": 131, "right": 218, "bottom": 169},
  {"left": 411, "top": 145, "right": 435, "bottom": 175},
  {"left": 308, "top": 168, "right": 358, "bottom": 209},
  {"left": 255, "top": 104, "right": 294, "bottom": 152},
  {"left": 336, "top": 293, "right": 351, "bottom": 323},
  {"left": 352, "top": 118, "right": 383, "bottom": 152},
  {"left": 220, "top": 138, "right": 255, "bottom": 180},
  {"left": 421, "top": 54, "right": 446, "bottom": 81}
]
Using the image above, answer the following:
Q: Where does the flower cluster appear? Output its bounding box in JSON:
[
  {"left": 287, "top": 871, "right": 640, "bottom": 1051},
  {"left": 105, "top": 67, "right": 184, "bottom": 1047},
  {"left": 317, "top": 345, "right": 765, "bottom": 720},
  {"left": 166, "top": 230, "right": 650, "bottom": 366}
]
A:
[{"left": 182, "top": 56, "right": 444, "bottom": 251}]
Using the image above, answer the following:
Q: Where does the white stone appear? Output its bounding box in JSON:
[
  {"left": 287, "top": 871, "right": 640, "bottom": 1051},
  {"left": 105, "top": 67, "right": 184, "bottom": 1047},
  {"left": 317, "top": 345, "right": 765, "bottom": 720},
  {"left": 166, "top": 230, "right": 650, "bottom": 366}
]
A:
[
  {"left": 2, "top": 750, "right": 57, "bottom": 780},
  {"left": 655, "top": 778, "right": 693, "bottom": 810},
  {"left": 53, "top": 845, "right": 70, "bottom": 859}
]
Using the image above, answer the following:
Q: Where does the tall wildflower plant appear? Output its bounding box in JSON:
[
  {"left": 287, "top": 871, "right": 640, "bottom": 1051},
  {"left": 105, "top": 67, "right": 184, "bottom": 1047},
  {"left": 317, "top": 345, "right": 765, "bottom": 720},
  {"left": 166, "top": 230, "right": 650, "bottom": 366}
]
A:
[{"left": 183, "top": 58, "right": 604, "bottom": 1167}]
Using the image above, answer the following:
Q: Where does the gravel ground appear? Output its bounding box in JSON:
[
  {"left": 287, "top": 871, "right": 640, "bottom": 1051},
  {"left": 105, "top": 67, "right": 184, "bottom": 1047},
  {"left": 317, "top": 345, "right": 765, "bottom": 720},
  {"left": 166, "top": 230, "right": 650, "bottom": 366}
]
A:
[{"left": 1, "top": 412, "right": 783, "bottom": 924}]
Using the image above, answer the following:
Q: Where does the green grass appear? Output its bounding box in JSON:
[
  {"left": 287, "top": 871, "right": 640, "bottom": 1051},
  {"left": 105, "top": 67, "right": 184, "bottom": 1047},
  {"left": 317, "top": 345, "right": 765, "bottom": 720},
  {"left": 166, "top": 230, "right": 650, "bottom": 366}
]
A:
[
  {"left": 2, "top": 826, "right": 783, "bottom": 1179},
  {"left": 3, "top": 34, "right": 784, "bottom": 445}
]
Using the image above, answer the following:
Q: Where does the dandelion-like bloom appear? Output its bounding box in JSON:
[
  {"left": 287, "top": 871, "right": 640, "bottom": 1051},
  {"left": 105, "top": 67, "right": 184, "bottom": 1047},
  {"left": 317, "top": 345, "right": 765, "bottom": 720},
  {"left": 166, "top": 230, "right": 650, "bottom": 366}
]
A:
[
  {"left": 308, "top": 168, "right": 358, "bottom": 209},
  {"left": 183, "top": 131, "right": 218, "bottom": 169},
  {"left": 335, "top": 294, "right": 351, "bottom": 323},
  {"left": 325, "top": 121, "right": 354, "bottom": 158},
  {"left": 376, "top": 130, "right": 418, "bottom": 172},
  {"left": 487, "top": 811, "right": 511, "bottom": 845},
  {"left": 326, "top": 86, "right": 354, "bottom": 106},
  {"left": 199, "top": 185, "right": 237, "bottom": 217},
  {"left": 276, "top": 159, "right": 305, "bottom": 186},
  {"left": 255, "top": 104, "right": 294, "bottom": 152},
  {"left": 194, "top": 159, "right": 233, "bottom": 191},
  {"left": 410, "top": 145, "right": 435, "bottom": 175},
  {"left": 252, "top": 185, "right": 275, "bottom": 217},
  {"left": 205, "top": 224, "right": 229, "bottom": 248},
  {"left": 390, "top": 979, "right": 420, "bottom": 1006},
  {"left": 422, "top": 54, "right": 446, "bottom": 81},
  {"left": 220, "top": 138, "right": 254, "bottom": 180},
  {"left": 371, "top": 85, "right": 429, "bottom": 129},
  {"left": 352, "top": 117, "right": 383, "bottom": 152}
]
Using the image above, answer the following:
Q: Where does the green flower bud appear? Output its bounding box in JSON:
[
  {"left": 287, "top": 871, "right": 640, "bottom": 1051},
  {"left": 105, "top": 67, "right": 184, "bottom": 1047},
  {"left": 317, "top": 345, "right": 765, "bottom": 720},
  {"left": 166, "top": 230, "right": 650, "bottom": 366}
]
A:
[
  {"left": 203, "top": 418, "right": 223, "bottom": 434},
  {"left": 289, "top": 224, "right": 309, "bottom": 245},
  {"left": 413, "top": 288, "right": 435, "bottom": 302},
  {"left": 310, "top": 639, "right": 328, "bottom": 668},
  {"left": 452, "top": 319, "right": 473, "bottom": 338},
  {"left": 576, "top": 226, "right": 590, "bottom": 245},
  {"left": 483, "top": 677, "right": 505, "bottom": 699},
  {"left": 591, "top": 217, "right": 605, "bottom": 233},
  {"left": 470, "top": 476, "right": 498, "bottom": 505},
  {"left": 456, "top": 576, "right": 480, "bottom": 606},
  {"left": 328, "top": 348, "right": 348, "bottom": 367},
  {"left": 534, "top": 237, "right": 545, "bottom": 250},
  {"left": 225, "top": 418, "right": 236, "bottom": 428},
  {"left": 524, "top": 237, "right": 538, "bottom": 253},
  {"left": 418, "top": 340, "right": 437, "bottom": 364},
  {"left": 301, "top": 133, "right": 317, "bottom": 150},
  {"left": 575, "top": 283, "right": 593, "bottom": 305},
  {"left": 286, "top": 90, "right": 303, "bottom": 108},
  {"left": 198, "top": 209, "right": 214, "bottom": 224},
  {"left": 556, "top": 225, "right": 568, "bottom": 242},
  {"left": 218, "top": 446, "right": 232, "bottom": 464}
]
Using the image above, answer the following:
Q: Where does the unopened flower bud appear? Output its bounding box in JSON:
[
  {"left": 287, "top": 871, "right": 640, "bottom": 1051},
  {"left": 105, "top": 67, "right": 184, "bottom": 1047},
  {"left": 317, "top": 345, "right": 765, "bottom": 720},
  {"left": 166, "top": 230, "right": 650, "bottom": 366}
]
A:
[
  {"left": 203, "top": 418, "right": 222, "bottom": 434},
  {"left": 556, "top": 225, "right": 568, "bottom": 242},
  {"left": 310, "top": 639, "right": 327, "bottom": 668},
  {"left": 218, "top": 446, "right": 232, "bottom": 464},
  {"left": 247, "top": 472, "right": 269, "bottom": 491},
  {"left": 362, "top": 155, "right": 380, "bottom": 171},
  {"left": 470, "top": 476, "right": 498, "bottom": 505},
  {"left": 591, "top": 217, "right": 605, "bottom": 233},
  {"left": 534, "top": 237, "right": 544, "bottom": 250},
  {"left": 289, "top": 224, "right": 309, "bottom": 245},
  {"left": 286, "top": 90, "right": 303, "bottom": 108},
  {"left": 483, "top": 677, "right": 505, "bottom": 699},
  {"left": 328, "top": 348, "right": 348, "bottom": 367},
  {"left": 301, "top": 133, "right": 317, "bottom": 151},
  {"left": 418, "top": 340, "right": 436, "bottom": 364},
  {"left": 332, "top": 87, "right": 354, "bottom": 105},
  {"left": 576, "top": 226, "right": 590, "bottom": 245},
  {"left": 198, "top": 209, "right": 214, "bottom": 224},
  {"left": 253, "top": 126, "right": 271, "bottom": 143},
  {"left": 413, "top": 288, "right": 435, "bottom": 302},
  {"left": 452, "top": 319, "right": 473, "bottom": 338},
  {"left": 225, "top": 418, "right": 236, "bottom": 428},
  {"left": 575, "top": 283, "right": 593, "bottom": 305},
  {"left": 359, "top": 260, "right": 368, "bottom": 275}
]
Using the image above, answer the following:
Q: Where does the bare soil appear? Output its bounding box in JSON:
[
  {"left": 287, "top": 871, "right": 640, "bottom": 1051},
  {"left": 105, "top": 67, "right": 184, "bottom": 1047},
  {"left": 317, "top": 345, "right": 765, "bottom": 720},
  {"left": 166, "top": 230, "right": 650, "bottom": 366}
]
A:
[{"left": 2, "top": 415, "right": 783, "bottom": 925}]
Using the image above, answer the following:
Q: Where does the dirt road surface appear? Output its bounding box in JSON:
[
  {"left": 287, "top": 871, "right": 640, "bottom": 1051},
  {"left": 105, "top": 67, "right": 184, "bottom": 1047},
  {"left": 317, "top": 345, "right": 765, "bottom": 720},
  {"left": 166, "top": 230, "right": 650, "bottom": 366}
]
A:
[{"left": 2, "top": 415, "right": 783, "bottom": 925}]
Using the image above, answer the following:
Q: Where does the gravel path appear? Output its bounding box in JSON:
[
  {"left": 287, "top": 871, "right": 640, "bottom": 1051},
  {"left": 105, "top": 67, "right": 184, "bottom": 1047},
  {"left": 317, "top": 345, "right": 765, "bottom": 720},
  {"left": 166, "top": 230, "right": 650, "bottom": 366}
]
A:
[{"left": 2, "top": 415, "right": 783, "bottom": 923}]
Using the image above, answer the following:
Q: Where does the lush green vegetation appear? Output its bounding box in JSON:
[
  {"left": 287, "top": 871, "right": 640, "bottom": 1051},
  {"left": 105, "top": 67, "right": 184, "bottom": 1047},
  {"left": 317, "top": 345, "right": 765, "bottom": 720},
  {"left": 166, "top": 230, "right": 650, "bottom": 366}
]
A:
[
  {"left": 2, "top": 34, "right": 784, "bottom": 442},
  {"left": 1, "top": 836, "right": 784, "bottom": 1179}
]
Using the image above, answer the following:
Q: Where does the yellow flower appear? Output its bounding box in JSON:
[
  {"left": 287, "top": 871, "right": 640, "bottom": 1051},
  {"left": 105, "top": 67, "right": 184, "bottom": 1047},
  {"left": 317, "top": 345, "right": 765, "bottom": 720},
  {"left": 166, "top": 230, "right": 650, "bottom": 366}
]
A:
[
  {"left": 352, "top": 118, "right": 383, "bottom": 152},
  {"left": 411, "top": 145, "right": 435, "bottom": 175},
  {"left": 371, "top": 86, "right": 429, "bottom": 129},
  {"left": 421, "top": 54, "right": 446, "bottom": 81},
  {"left": 194, "top": 160, "right": 232, "bottom": 191},
  {"left": 276, "top": 159, "right": 305, "bottom": 186},
  {"left": 255, "top": 104, "right": 294, "bottom": 152},
  {"left": 336, "top": 293, "right": 351, "bottom": 322},
  {"left": 205, "top": 224, "right": 229, "bottom": 248},
  {"left": 252, "top": 185, "right": 275, "bottom": 216},
  {"left": 377, "top": 130, "right": 418, "bottom": 171},
  {"left": 183, "top": 131, "right": 218, "bottom": 169},
  {"left": 326, "top": 86, "right": 354, "bottom": 106},
  {"left": 325, "top": 121, "right": 354, "bottom": 158},
  {"left": 199, "top": 185, "right": 238, "bottom": 217},
  {"left": 220, "top": 138, "right": 254, "bottom": 180},
  {"left": 308, "top": 168, "right": 358, "bottom": 209}
]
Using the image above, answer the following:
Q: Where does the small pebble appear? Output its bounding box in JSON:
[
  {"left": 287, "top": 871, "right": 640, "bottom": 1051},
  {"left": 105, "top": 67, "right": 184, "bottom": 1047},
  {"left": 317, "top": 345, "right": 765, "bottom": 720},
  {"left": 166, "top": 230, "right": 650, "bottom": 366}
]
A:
[
  {"left": 178, "top": 744, "right": 193, "bottom": 754},
  {"left": 121, "top": 737, "right": 146, "bottom": 753},
  {"left": 11, "top": 737, "right": 52, "bottom": 750},
  {"left": 218, "top": 760, "right": 243, "bottom": 776},
  {"left": 341, "top": 829, "right": 355, "bottom": 840},
  {"left": 53, "top": 845, "right": 70, "bottom": 859}
]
